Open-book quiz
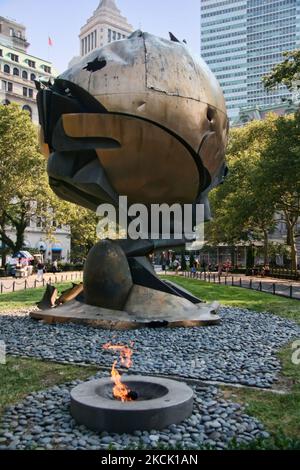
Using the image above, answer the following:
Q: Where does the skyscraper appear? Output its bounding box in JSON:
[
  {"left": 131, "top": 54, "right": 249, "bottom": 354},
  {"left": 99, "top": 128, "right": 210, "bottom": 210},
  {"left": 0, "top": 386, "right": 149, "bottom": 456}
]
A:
[
  {"left": 201, "top": 0, "right": 300, "bottom": 119},
  {"left": 79, "top": 0, "right": 133, "bottom": 58}
]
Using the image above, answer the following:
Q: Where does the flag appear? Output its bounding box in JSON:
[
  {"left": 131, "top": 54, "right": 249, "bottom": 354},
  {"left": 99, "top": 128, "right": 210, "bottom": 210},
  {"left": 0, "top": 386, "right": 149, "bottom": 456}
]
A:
[{"left": 48, "top": 37, "right": 53, "bottom": 47}]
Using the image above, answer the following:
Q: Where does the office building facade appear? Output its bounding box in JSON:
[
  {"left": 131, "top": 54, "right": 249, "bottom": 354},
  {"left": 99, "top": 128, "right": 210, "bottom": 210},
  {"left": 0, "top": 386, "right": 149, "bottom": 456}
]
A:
[{"left": 201, "top": 0, "right": 300, "bottom": 119}]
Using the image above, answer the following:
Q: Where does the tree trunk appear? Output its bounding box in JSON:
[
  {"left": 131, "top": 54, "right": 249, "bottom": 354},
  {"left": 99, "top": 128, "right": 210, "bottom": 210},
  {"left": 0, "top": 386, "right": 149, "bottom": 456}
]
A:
[
  {"left": 1, "top": 250, "right": 6, "bottom": 268},
  {"left": 290, "top": 228, "right": 298, "bottom": 272},
  {"left": 263, "top": 230, "right": 269, "bottom": 266},
  {"left": 15, "top": 222, "right": 26, "bottom": 253}
]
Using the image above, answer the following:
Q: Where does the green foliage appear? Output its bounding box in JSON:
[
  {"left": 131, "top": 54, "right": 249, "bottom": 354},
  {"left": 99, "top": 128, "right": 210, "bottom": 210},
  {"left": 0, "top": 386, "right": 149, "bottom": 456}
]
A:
[
  {"left": 263, "top": 49, "right": 300, "bottom": 90},
  {"left": 258, "top": 112, "right": 300, "bottom": 270},
  {"left": 68, "top": 207, "right": 99, "bottom": 260},
  {"left": 208, "top": 112, "right": 300, "bottom": 269},
  {"left": 0, "top": 104, "right": 101, "bottom": 259},
  {"left": 207, "top": 116, "right": 277, "bottom": 263},
  {"left": 189, "top": 253, "right": 195, "bottom": 269}
]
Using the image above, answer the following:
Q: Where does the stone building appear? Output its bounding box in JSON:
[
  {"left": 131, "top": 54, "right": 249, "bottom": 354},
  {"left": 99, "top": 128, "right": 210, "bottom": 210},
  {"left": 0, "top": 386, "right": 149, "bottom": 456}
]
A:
[
  {"left": 0, "top": 16, "right": 57, "bottom": 123},
  {"left": 0, "top": 16, "right": 70, "bottom": 263}
]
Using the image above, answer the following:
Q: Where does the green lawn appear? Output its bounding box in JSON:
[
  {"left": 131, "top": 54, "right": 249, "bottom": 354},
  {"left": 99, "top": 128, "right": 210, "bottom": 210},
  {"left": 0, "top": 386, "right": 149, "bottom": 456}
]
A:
[
  {"left": 0, "top": 283, "right": 74, "bottom": 312},
  {"left": 0, "top": 357, "right": 98, "bottom": 419},
  {"left": 222, "top": 344, "right": 300, "bottom": 439},
  {"left": 163, "top": 275, "right": 300, "bottom": 323}
]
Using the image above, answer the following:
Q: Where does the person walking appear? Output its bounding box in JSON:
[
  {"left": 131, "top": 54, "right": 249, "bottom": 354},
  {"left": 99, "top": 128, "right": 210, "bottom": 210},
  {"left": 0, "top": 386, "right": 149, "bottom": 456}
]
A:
[
  {"left": 52, "top": 260, "right": 58, "bottom": 274},
  {"left": 36, "top": 262, "right": 45, "bottom": 283}
]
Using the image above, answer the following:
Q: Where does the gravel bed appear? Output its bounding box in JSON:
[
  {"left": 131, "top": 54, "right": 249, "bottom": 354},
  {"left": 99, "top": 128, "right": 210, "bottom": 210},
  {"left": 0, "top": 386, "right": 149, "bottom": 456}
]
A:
[
  {"left": 0, "top": 307, "right": 299, "bottom": 388},
  {"left": 0, "top": 378, "right": 269, "bottom": 450}
]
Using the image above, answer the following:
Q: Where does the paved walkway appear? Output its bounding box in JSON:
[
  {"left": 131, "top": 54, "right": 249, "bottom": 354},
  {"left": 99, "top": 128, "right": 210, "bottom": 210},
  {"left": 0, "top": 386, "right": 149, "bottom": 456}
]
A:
[{"left": 0, "top": 271, "right": 83, "bottom": 294}]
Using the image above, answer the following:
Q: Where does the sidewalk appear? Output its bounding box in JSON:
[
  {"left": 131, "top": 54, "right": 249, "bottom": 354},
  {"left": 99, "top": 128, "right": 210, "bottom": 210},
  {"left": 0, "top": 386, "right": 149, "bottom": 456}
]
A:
[{"left": 0, "top": 271, "right": 83, "bottom": 294}]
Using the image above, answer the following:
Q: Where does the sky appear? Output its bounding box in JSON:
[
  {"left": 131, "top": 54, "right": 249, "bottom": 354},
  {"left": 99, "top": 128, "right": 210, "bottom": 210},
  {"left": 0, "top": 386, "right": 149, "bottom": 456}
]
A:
[{"left": 0, "top": 0, "right": 201, "bottom": 73}]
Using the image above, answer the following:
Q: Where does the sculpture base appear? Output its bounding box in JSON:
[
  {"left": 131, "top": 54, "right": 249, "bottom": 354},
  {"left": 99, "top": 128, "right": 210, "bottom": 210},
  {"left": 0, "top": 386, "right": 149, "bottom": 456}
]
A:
[{"left": 30, "top": 284, "right": 220, "bottom": 330}]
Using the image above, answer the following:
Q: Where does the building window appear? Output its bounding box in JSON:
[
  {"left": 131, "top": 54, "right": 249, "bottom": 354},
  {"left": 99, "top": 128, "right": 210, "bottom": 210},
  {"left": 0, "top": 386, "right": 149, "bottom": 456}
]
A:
[
  {"left": 30, "top": 73, "right": 36, "bottom": 81},
  {"left": 13, "top": 67, "right": 19, "bottom": 76},
  {"left": 36, "top": 217, "right": 42, "bottom": 228},
  {"left": 23, "top": 105, "right": 32, "bottom": 119},
  {"left": 28, "top": 89, "right": 33, "bottom": 98},
  {"left": 10, "top": 54, "right": 19, "bottom": 62},
  {"left": 1, "top": 81, "right": 13, "bottom": 92},
  {"left": 27, "top": 60, "right": 36, "bottom": 69},
  {"left": 3, "top": 64, "right": 10, "bottom": 74},
  {"left": 113, "top": 31, "right": 116, "bottom": 41},
  {"left": 22, "top": 70, "right": 28, "bottom": 80},
  {"left": 42, "top": 65, "right": 51, "bottom": 74},
  {"left": 23, "top": 87, "right": 28, "bottom": 97},
  {"left": 0, "top": 49, "right": 2, "bottom": 57}
]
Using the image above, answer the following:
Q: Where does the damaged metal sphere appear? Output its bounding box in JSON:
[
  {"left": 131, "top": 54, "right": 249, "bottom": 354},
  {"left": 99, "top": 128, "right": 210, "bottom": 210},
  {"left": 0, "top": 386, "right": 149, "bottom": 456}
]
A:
[{"left": 38, "top": 30, "right": 228, "bottom": 212}]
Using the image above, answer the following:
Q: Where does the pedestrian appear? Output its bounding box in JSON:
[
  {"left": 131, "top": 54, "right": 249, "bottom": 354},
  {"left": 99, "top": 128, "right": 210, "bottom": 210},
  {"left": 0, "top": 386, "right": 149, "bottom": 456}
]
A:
[
  {"left": 191, "top": 263, "right": 197, "bottom": 278},
  {"left": 52, "top": 260, "right": 58, "bottom": 273},
  {"left": 36, "top": 262, "right": 45, "bottom": 282},
  {"left": 218, "top": 264, "right": 223, "bottom": 277}
]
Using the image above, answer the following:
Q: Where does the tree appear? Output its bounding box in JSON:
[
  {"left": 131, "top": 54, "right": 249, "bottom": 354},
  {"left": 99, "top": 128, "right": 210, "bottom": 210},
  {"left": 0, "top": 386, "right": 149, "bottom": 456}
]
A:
[
  {"left": 180, "top": 252, "right": 187, "bottom": 271},
  {"left": 259, "top": 113, "right": 300, "bottom": 270},
  {"left": 189, "top": 253, "right": 195, "bottom": 270},
  {"left": 0, "top": 104, "right": 88, "bottom": 262},
  {"left": 263, "top": 49, "right": 300, "bottom": 90},
  {"left": 207, "top": 116, "right": 277, "bottom": 265},
  {"left": 0, "top": 104, "right": 44, "bottom": 263},
  {"left": 68, "top": 207, "right": 99, "bottom": 260}
]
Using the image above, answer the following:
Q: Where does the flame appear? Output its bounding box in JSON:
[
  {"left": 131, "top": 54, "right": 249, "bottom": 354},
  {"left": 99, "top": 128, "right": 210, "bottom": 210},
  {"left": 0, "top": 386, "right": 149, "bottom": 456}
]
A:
[{"left": 103, "top": 342, "right": 135, "bottom": 402}]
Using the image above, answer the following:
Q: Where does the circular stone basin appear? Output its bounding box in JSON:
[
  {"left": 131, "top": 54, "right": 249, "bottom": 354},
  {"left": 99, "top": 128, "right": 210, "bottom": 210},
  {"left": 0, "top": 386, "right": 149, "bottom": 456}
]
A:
[{"left": 70, "top": 376, "right": 194, "bottom": 433}]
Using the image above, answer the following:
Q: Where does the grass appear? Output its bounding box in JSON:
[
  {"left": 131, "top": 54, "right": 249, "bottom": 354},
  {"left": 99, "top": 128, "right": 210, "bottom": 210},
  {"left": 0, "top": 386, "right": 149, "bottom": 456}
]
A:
[
  {"left": 0, "top": 283, "right": 74, "bottom": 312},
  {"left": 163, "top": 275, "right": 300, "bottom": 323},
  {"left": 0, "top": 357, "right": 97, "bottom": 419},
  {"left": 222, "top": 343, "right": 300, "bottom": 439}
]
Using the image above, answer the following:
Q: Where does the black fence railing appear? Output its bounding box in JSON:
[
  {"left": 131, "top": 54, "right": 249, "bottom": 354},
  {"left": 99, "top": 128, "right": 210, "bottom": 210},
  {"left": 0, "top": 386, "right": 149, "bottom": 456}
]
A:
[
  {"left": 182, "top": 271, "right": 300, "bottom": 301},
  {"left": 0, "top": 272, "right": 83, "bottom": 295}
]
